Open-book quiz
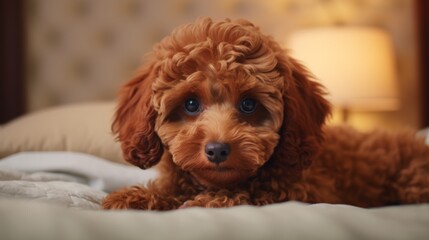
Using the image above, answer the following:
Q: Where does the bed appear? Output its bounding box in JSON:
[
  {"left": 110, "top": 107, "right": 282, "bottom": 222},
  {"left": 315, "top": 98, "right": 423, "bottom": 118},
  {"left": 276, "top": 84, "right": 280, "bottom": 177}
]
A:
[{"left": 1, "top": 102, "right": 429, "bottom": 240}]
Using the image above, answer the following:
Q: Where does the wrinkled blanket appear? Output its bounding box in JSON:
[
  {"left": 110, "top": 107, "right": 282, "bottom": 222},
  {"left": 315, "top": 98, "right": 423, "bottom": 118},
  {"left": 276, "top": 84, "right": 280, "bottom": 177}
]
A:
[
  {"left": 1, "top": 152, "right": 429, "bottom": 240},
  {"left": 0, "top": 170, "right": 106, "bottom": 209},
  {"left": 0, "top": 152, "right": 157, "bottom": 209}
]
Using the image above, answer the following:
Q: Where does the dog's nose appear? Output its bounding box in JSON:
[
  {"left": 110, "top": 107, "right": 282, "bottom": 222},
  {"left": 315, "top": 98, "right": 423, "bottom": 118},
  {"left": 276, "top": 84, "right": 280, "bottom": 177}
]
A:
[{"left": 205, "top": 142, "right": 231, "bottom": 164}]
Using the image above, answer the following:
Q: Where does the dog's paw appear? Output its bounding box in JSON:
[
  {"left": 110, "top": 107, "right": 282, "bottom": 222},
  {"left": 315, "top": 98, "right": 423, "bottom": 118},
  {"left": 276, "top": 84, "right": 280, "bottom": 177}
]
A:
[
  {"left": 102, "top": 200, "right": 130, "bottom": 210},
  {"left": 101, "top": 186, "right": 146, "bottom": 210}
]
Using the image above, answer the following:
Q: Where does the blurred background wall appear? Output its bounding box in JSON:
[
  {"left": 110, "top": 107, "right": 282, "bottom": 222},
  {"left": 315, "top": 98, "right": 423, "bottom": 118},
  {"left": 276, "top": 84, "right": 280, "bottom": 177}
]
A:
[{"left": 2, "top": 0, "right": 429, "bottom": 131}]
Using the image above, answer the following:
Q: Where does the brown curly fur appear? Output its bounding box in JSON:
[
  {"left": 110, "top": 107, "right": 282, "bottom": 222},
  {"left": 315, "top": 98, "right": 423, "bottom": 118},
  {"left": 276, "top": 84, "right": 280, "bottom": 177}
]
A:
[{"left": 102, "top": 18, "right": 429, "bottom": 210}]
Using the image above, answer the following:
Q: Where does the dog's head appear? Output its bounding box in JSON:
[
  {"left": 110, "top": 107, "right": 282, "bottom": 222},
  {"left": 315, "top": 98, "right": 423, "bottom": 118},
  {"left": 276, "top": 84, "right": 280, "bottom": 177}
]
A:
[{"left": 113, "top": 18, "right": 331, "bottom": 188}]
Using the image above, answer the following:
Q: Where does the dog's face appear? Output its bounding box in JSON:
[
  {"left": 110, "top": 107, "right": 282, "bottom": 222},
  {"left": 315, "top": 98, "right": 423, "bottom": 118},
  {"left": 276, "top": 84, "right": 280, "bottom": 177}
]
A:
[
  {"left": 153, "top": 66, "right": 284, "bottom": 187},
  {"left": 113, "top": 18, "right": 331, "bottom": 188}
]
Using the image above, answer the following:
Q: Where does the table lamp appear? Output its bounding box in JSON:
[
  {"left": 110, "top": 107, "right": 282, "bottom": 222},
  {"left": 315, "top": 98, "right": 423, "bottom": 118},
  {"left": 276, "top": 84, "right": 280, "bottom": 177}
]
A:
[{"left": 286, "top": 27, "right": 399, "bottom": 122}]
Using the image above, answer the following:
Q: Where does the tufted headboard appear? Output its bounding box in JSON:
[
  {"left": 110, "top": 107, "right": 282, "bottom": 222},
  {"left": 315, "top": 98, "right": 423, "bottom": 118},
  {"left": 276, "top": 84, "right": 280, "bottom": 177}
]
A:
[
  {"left": 24, "top": 0, "right": 304, "bottom": 111},
  {"left": 1, "top": 0, "right": 423, "bottom": 129}
]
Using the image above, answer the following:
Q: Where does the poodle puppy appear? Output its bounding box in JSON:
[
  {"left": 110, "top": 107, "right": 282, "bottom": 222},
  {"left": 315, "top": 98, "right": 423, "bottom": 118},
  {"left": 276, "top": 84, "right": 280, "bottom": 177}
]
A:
[{"left": 102, "top": 18, "right": 429, "bottom": 210}]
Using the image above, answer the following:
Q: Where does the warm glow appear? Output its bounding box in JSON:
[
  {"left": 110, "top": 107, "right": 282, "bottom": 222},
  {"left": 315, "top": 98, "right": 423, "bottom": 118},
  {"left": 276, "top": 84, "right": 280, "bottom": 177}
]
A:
[{"left": 286, "top": 27, "right": 399, "bottom": 111}]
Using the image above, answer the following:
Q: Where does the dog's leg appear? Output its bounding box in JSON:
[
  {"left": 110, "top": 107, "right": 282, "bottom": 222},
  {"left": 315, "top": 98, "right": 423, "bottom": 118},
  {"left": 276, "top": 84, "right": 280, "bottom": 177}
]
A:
[
  {"left": 395, "top": 155, "right": 429, "bottom": 204},
  {"left": 102, "top": 185, "right": 184, "bottom": 210},
  {"left": 179, "top": 190, "right": 251, "bottom": 208}
]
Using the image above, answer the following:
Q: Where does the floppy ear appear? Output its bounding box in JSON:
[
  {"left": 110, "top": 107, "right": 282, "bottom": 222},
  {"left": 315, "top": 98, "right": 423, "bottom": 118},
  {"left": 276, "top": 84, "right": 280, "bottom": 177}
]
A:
[
  {"left": 112, "top": 61, "right": 163, "bottom": 169},
  {"left": 272, "top": 55, "right": 331, "bottom": 170}
]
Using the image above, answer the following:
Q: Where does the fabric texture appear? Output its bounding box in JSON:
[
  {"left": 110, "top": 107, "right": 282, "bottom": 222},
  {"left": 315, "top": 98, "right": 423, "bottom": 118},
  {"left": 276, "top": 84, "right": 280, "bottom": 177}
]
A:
[
  {"left": 0, "top": 152, "right": 158, "bottom": 206},
  {"left": 0, "top": 173, "right": 105, "bottom": 209},
  {"left": 0, "top": 199, "right": 428, "bottom": 240}
]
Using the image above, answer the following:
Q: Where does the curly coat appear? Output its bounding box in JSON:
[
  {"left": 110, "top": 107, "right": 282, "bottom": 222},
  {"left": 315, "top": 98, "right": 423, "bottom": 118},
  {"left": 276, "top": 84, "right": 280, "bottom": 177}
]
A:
[{"left": 102, "top": 18, "right": 429, "bottom": 210}]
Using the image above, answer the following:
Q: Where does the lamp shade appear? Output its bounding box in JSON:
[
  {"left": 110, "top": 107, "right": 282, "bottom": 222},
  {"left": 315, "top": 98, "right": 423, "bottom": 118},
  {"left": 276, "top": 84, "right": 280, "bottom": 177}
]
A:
[{"left": 286, "top": 27, "right": 399, "bottom": 111}]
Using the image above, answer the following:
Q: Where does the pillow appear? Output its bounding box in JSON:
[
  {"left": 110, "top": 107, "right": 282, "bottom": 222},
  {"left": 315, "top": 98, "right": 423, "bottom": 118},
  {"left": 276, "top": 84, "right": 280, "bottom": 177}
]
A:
[{"left": 0, "top": 102, "right": 124, "bottom": 164}]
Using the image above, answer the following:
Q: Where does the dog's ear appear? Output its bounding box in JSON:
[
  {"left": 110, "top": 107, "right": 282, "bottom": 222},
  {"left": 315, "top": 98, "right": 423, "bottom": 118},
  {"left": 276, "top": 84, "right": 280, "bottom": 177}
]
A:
[
  {"left": 272, "top": 55, "right": 331, "bottom": 170},
  {"left": 112, "top": 61, "right": 163, "bottom": 169}
]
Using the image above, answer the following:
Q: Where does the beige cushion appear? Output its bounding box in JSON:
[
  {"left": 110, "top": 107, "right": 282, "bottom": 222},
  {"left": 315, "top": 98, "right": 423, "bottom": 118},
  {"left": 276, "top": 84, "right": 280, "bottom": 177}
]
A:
[
  {"left": 0, "top": 102, "right": 124, "bottom": 164},
  {"left": 1, "top": 199, "right": 429, "bottom": 240}
]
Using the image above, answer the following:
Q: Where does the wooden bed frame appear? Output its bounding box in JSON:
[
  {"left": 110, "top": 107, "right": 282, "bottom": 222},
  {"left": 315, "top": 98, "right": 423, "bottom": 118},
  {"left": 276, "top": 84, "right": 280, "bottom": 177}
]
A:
[{"left": 0, "top": 0, "right": 25, "bottom": 124}]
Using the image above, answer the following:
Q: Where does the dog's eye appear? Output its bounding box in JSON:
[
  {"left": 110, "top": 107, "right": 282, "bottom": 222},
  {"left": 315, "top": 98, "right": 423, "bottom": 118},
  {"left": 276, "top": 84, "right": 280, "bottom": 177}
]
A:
[
  {"left": 184, "top": 98, "right": 201, "bottom": 115},
  {"left": 239, "top": 98, "right": 257, "bottom": 114}
]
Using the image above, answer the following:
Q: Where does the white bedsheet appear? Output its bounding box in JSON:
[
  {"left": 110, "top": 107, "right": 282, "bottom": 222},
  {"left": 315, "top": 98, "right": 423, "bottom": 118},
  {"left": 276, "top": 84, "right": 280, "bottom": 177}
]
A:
[{"left": 0, "top": 152, "right": 429, "bottom": 240}]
